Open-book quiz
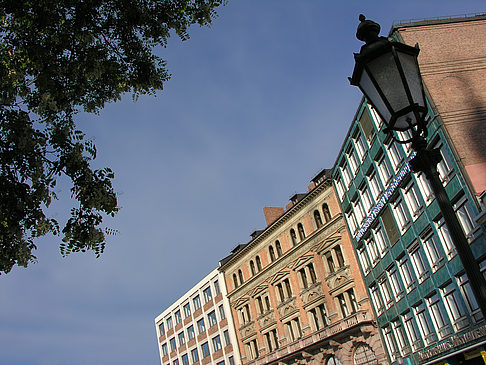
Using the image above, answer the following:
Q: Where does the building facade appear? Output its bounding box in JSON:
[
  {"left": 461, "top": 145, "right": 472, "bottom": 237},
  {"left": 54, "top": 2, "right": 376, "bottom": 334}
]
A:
[
  {"left": 219, "top": 171, "right": 387, "bottom": 365},
  {"left": 333, "top": 15, "right": 486, "bottom": 363},
  {"left": 155, "top": 269, "right": 241, "bottom": 365}
]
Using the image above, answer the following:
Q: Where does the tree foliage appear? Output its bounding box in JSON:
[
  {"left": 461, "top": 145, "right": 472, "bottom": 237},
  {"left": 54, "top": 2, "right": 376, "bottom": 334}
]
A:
[{"left": 0, "top": 0, "right": 224, "bottom": 274}]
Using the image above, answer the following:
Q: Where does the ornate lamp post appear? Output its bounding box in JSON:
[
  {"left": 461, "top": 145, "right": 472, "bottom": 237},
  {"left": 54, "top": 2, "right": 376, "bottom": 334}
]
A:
[{"left": 350, "top": 15, "right": 486, "bottom": 318}]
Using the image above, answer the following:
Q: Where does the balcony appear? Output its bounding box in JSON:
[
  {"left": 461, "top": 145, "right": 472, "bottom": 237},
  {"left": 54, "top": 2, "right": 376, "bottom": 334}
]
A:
[{"left": 244, "top": 310, "right": 372, "bottom": 365}]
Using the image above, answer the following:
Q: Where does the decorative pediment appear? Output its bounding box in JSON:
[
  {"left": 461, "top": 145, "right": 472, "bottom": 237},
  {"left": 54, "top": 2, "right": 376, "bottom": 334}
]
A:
[
  {"left": 239, "top": 322, "right": 256, "bottom": 340},
  {"left": 231, "top": 296, "right": 250, "bottom": 309},
  {"left": 248, "top": 284, "right": 268, "bottom": 298},
  {"left": 269, "top": 270, "right": 291, "bottom": 285},
  {"left": 326, "top": 268, "right": 353, "bottom": 294},
  {"left": 315, "top": 237, "right": 341, "bottom": 254},
  {"left": 288, "top": 254, "right": 314, "bottom": 270},
  {"left": 258, "top": 311, "right": 277, "bottom": 331},
  {"left": 300, "top": 282, "right": 324, "bottom": 307}
]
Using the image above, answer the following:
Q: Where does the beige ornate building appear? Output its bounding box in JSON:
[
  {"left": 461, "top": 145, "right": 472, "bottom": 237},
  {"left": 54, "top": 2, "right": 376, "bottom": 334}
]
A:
[{"left": 219, "top": 170, "right": 387, "bottom": 365}]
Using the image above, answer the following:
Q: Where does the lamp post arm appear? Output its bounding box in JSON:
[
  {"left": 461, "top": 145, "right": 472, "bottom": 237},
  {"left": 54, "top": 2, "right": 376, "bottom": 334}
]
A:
[{"left": 410, "top": 136, "right": 486, "bottom": 318}]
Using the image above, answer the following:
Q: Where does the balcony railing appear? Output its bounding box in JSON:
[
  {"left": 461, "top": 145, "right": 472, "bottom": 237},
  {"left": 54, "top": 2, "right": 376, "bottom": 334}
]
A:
[{"left": 245, "top": 310, "right": 372, "bottom": 365}]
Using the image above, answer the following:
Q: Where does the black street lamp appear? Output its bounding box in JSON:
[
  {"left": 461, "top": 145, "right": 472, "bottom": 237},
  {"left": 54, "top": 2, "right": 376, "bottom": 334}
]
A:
[{"left": 350, "top": 15, "right": 486, "bottom": 318}]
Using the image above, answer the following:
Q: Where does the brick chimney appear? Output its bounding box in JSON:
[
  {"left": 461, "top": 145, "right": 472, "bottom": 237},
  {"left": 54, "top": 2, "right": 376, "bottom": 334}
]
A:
[{"left": 263, "top": 207, "right": 285, "bottom": 226}]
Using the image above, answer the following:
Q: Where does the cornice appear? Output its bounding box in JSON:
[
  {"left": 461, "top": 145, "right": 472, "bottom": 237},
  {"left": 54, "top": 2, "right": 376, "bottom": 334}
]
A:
[{"left": 220, "top": 180, "right": 334, "bottom": 271}]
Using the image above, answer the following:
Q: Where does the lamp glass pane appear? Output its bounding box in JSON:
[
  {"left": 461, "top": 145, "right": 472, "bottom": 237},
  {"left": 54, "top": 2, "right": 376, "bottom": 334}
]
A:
[
  {"left": 367, "top": 52, "right": 410, "bottom": 117},
  {"left": 360, "top": 68, "right": 391, "bottom": 124},
  {"left": 397, "top": 51, "right": 425, "bottom": 109}
]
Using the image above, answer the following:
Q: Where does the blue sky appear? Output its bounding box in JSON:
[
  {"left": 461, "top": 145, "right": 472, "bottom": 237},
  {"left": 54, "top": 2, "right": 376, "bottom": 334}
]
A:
[{"left": 1, "top": 2, "right": 485, "bottom": 365}]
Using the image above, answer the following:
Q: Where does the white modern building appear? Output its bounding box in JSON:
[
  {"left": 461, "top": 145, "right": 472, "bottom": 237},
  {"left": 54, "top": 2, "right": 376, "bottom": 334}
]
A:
[{"left": 155, "top": 269, "right": 241, "bottom": 365}]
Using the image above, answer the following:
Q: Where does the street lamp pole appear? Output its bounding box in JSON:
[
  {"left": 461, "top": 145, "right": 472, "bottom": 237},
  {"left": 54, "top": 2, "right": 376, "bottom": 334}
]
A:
[{"left": 349, "top": 15, "right": 486, "bottom": 318}]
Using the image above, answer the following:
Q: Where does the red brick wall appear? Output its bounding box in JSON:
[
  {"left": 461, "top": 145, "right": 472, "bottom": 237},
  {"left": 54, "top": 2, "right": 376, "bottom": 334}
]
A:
[{"left": 396, "top": 18, "right": 486, "bottom": 193}]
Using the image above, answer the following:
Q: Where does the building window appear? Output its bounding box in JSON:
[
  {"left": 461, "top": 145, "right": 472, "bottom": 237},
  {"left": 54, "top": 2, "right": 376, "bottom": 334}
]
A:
[
  {"left": 397, "top": 129, "right": 413, "bottom": 152},
  {"left": 170, "top": 337, "right": 177, "bottom": 352},
  {"left": 173, "top": 359, "right": 179, "bottom": 365},
  {"left": 216, "top": 361, "right": 225, "bottom": 365},
  {"left": 360, "top": 107, "right": 375, "bottom": 142},
  {"left": 214, "top": 280, "right": 220, "bottom": 296},
  {"left": 409, "top": 243, "right": 429, "bottom": 282},
  {"left": 309, "top": 303, "right": 328, "bottom": 330},
  {"left": 193, "top": 295, "right": 201, "bottom": 311},
  {"left": 175, "top": 310, "right": 182, "bottom": 324},
  {"left": 340, "top": 159, "right": 352, "bottom": 187},
  {"left": 269, "top": 245, "right": 276, "bottom": 262},
  {"left": 201, "top": 342, "right": 210, "bottom": 358},
  {"left": 386, "top": 138, "right": 403, "bottom": 171},
  {"left": 232, "top": 274, "right": 238, "bottom": 289},
  {"left": 264, "top": 329, "right": 279, "bottom": 352},
  {"left": 402, "top": 311, "right": 422, "bottom": 351},
  {"left": 223, "top": 329, "right": 231, "bottom": 346},
  {"left": 358, "top": 245, "right": 371, "bottom": 274},
  {"left": 347, "top": 145, "right": 360, "bottom": 174},
  {"left": 359, "top": 182, "right": 373, "bottom": 213},
  {"left": 245, "top": 339, "right": 259, "bottom": 360},
  {"left": 415, "top": 172, "right": 433, "bottom": 204},
  {"left": 337, "top": 289, "right": 357, "bottom": 317},
  {"left": 276, "top": 240, "right": 283, "bottom": 257},
  {"left": 382, "top": 326, "right": 398, "bottom": 361},
  {"left": 276, "top": 279, "right": 293, "bottom": 301},
  {"left": 197, "top": 318, "right": 205, "bottom": 334},
  {"left": 159, "top": 322, "right": 165, "bottom": 336},
  {"left": 414, "top": 303, "right": 435, "bottom": 345},
  {"left": 249, "top": 261, "right": 256, "bottom": 276},
  {"left": 346, "top": 208, "right": 358, "bottom": 234},
  {"left": 297, "top": 223, "right": 306, "bottom": 240},
  {"left": 387, "top": 265, "right": 404, "bottom": 299},
  {"left": 435, "top": 217, "right": 456, "bottom": 259},
  {"left": 373, "top": 225, "right": 388, "bottom": 257},
  {"left": 187, "top": 325, "right": 195, "bottom": 340},
  {"left": 290, "top": 229, "right": 298, "bottom": 246},
  {"left": 322, "top": 203, "right": 332, "bottom": 222},
  {"left": 229, "top": 357, "right": 235, "bottom": 365},
  {"left": 379, "top": 276, "right": 393, "bottom": 309},
  {"left": 182, "top": 354, "right": 189, "bottom": 365},
  {"left": 403, "top": 180, "right": 422, "bottom": 219},
  {"left": 238, "top": 269, "right": 244, "bottom": 284},
  {"left": 191, "top": 349, "right": 199, "bottom": 364},
  {"left": 239, "top": 304, "right": 251, "bottom": 324},
  {"left": 219, "top": 304, "right": 226, "bottom": 320},
  {"left": 335, "top": 178, "right": 346, "bottom": 200},
  {"left": 370, "top": 284, "right": 384, "bottom": 314},
  {"left": 367, "top": 169, "right": 382, "bottom": 201},
  {"left": 256, "top": 256, "right": 262, "bottom": 271},
  {"left": 426, "top": 293, "right": 451, "bottom": 338},
  {"left": 376, "top": 151, "right": 392, "bottom": 186},
  {"left": 161, "top": 343, "right": 168, "bottom": 356},
  {"left": 167, "top": 317, "right": 173, "bottom": 330},
  {"left": 441, "top": 283, "right": 468, "bottom": 330},
  {"left": 183, "top": 303, "right": 191, "bottom": 318},
  {"left": 353, "top": 343, "right": 378, "bottom": 365},
  {"left": 397, "top": 254, "right": 416, "bottom": 292},
  {"left": 435, "top": 140, "right": 454, "bottom": 184},
  {"left": 178, "top": 331, "right": 185, "bottom": 345},
  {"left": 392, "top": 196, "right": 410, "bottom": 232},
  {"left": 454, "top": 195, "right": 476, "bottom": 237},
  {"left": 352, "top": 196, "right": 365, "bottom": 225},
  {"left": 203, "top": 287, "right": 212, "bottom": 303},
  {"left": 392, "top": 319, "right": 409, "bottom": 355},
  {"left": 325, "top": 251, "right": 336, "bottom": 273},
  {"left": 298, "top": 263, "right": 317, "bottom": 289},
  {"left": 421, "top": 230, "right": 443, "bottom": 272},
  {"left": 208, "top": 311, "right": 217, "bottom": 327},
  {"left": 353, "top": 129, "right": 368, "bottom": 162},
  {"left": 212, "top": 335, "right": 222, "bottom": 352},
  {"left": 365, "top": 235, "right": 379, "bottom": 265},
  {"left": 457, "top": 273, "right": 483, "bottom": 322},
  {"left": 314, "top": 210, "right": 323, "bottom": 228},
  {"left": 285, "top": 317, "right": 302, "bottom": 342}
]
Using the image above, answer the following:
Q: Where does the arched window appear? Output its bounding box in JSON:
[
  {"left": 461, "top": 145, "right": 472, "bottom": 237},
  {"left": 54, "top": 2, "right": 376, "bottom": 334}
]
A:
[
  {"left": 250, "top": 260, "right": 256, "bottom": 276},
  {"left": 290, "top": 229, "right": 297, "bottom": 246},
  {"left": 233, "top": 273, "right": 238, "bottom": 288},
  {"left": 238, "top": 269, "right": 244, "bottom": 285},
  {"left": 327, "top": 356, "right": 343, "bottom": 365},
  {"left": 269, "top": 246, "right": 276, "bottom": 262},
  {"left": 276, "top": 240, "right": 283, "bottom": 257},
  {"left": 353, "top": 344, "right": 378, "bottom": 365},
  {"left": 256, "top": 256, "right": 262, "bottom": 271},
  {"left": 314, "top": 210, "right": 323, "bottom": 228},
  {"left": 297, "top": 223, "right": 305, "bottom": 240},
  {"left": 323, "top": 203, "right": 332, "bottom": 222}
]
